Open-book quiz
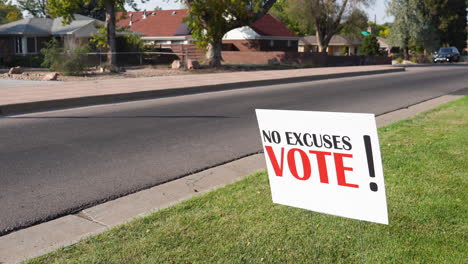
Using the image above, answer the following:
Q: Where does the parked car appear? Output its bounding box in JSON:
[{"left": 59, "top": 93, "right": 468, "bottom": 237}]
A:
[{"left": 433, "top": 47, "right": 460, "bottom": 63}]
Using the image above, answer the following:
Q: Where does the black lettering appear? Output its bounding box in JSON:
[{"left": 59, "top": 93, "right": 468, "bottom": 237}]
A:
[
  {"left": 342, "top": 136, "right": 352, "bottom": 150},
  {"left": 293, "top": 132, "right": 304, "bottom": 146},
  {"left": 332, "top": 135, "right": 342, "bottom": 150},
  {"left": 303, "top": 133, "right": 313, "bottom": 147},
  {"left": 323, "top": 135, "right": 332, "bottom": 148},
  {"left": 285, "top": 132, "right": 295, "bottom": 145},
  {"left": 313, "top": 134, "right": 323, "bottom": 147}
]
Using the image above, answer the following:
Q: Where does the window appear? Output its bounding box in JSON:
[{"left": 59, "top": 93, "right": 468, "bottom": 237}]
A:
[
  {"left": 269, "top": 40, "right": 274, "bottom": 47},
  {"left": 287, "top": 40, "right": 291, "bottom": 47},
  {"left": 27, "top": 37, "right": 37, "bottom": 53},
  {"left": 15, "top": 37, "right": 22, "bottom": 54}
]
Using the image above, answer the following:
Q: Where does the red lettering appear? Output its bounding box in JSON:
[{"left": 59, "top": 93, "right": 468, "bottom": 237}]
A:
[
  {"left": 309, "top": 150, "right": 332, "bottom": 184},
  {"left": 265, "top": 146, "right": 284, "bottom": 176},
  {"left": 287, "top": 148, "right": 311, "bottom": 181},
  {"left": 334, "top": 153, "right": 359, "bottom": 188}
]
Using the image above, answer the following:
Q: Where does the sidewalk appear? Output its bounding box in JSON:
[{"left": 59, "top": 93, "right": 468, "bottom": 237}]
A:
[{"left": 0, "top": 65, "right": 404, "bottom": 115}]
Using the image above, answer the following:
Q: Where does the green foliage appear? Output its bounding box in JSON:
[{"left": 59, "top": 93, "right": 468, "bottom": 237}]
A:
[
  {"left": 0, "top": 0, "right": 22, "bottom": 24},
  {"left": 41, "top": 38, "right": 89, "bottom": 76},
  {"left": 119, "top": 34, "right": 143, "bottom": 52},
  {"left": 410, "top": 56, "right": 418, "bottom": 63},
  {"left": 40, "top": 38, "right": 62, "bottom": 71},
  {"left": 340, "top": 9, "right": 369, "bottom": 37},
  {"left": 185, "top": 0, "right": 254, "bottom": 50},
  {"left": 387, "top": 0, "right": 466, "bottom": 53},
  {"left": 10, "top": 54, "right": 44, "bottom": 67},
  {"left": 396, "top": 57, "right": 403, "bottom": 64},
  {"left": 47, "top": 0, "right": 130, "bottom": 24},
  {"left": 423, "top": 0, "right": 467, "bottom": 52},
  {"left": 17, "top": 0, "right": 47, "bottom": 17},
  {"left": 90, "top": 24, "right": 143, "bottom": 52},
  {"left": 340, "top": 47, "right": 348, "bottom": 56},
  {"left": 269, "top": 0, "right": 314, "bottom": 36},
  {"left": 183, "top": 0, "right": 277, "bottom": 66},
  {"left": 359, "top": 35, "right": 380, "bottom": 56}
]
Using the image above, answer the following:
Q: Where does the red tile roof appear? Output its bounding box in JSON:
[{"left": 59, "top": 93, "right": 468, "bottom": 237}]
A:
[
  {"left": 117, "top": 10, "right": 297, "bottom": 38},
  {"left": 117, "top": 10, "right": 189, "bottom": 37},
  {"left": 251, "top": 14, "right": 297, "bottom": 37}
]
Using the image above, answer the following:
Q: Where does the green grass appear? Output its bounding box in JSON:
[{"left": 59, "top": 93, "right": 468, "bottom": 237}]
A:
[{"left": 27, "top": 97, "right": 468, "bottom": 264}]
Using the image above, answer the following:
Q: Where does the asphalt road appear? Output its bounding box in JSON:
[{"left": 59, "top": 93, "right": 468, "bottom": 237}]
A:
[{"left": 1, "top": 65, "right": 467, "bottom": 234}]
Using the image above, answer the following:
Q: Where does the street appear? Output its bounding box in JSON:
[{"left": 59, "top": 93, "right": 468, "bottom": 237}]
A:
[{"left": 1, "top": 64, "right": 467, "bottom": 235}]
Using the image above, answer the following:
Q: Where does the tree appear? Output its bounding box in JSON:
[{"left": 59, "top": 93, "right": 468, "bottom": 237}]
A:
[
  {"left": 18, "top": 0, "right": 106, "bottom": 20},
  {"left": 340, "top": 9, "right": 369, "bottom": 37},
  {"left": 285, "top": 0, "right": 371, "bottom": 53},
  {"left": 359, "top": 34, "right": 380, "bottom": 55},
  {"left": 0, "top": 0, "right": 23, "bottom": 24},
  {"left": 269, "top": 0, "right": 315, "bottom": 36},
  {"left": 387, "top": 0, "right": 439, "bottom": 58},
  {"left": 422, "top": 0, "right": 467, "bottom": 52},
  {"left": 47, "top": 0, "right": 142, "bottom": 66},
  {"left": 17, "top": 0, "right": 48, "bottom": 17},
  {"left": 183, "top": 0, "right": 278, "bottom": 67}
]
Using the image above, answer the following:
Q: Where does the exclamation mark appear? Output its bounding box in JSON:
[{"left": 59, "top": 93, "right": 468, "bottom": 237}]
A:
[{"left": 364, "top": 135, "right": 378, "bottom": 192}]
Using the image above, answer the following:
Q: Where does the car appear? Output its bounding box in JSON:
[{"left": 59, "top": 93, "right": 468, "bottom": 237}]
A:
[{"left": 433, "top": 47, "right": 460, "bottom": 63}]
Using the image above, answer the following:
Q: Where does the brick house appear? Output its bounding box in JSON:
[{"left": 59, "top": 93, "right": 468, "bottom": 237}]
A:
[{"left": 117, "top": 9, "right": 299, "bottom": 52}]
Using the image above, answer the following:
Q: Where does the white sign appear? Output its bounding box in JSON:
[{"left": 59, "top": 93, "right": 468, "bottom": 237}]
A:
[{"left": 256, "top": 109, "right": 388, "bottom": 225}]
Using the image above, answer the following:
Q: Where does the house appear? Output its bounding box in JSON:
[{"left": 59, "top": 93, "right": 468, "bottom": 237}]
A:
[
  {"left": 116, "top": 9, "right": 299, "bottom": 52},
  {"left": 299, "top": 35, "right": 361, "bottom": 55},
  {"left": 0, "top": 14, "right": 137, "bottom": 63}
]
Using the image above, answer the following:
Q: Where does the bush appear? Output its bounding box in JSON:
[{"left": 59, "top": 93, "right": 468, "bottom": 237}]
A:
[
  {"left": 41, "top": 38, "right": 89, "bottom": 76},
  {"left": 7, "top": 54, "right": 44, "bottom": 67},
  {"left": 410, "top": 57, "right": 418, "bottom": 63},
  {"left": 396, "top": 57, "right": 404, "bottom": 64},
  {"left": 340, "top": 47, "right": 348, "bottom": 56},
  {"left": 359, "top": 35, "right": 380, "bottom": 56}
]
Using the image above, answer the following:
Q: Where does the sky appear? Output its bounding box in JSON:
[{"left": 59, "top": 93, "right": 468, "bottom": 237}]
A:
[
  {"left": 134, "top": 0, "right": 393, "bottom": 24},
  {"left": 11, "top": 0, "right": 393, "bottom": 24}
]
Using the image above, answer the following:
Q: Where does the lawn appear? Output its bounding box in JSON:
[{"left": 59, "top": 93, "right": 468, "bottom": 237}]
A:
[{"left": 27, "top": 97, "right": 467, "bottom": 264}]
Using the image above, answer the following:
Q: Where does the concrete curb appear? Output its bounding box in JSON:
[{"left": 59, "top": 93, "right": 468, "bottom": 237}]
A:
[
  {"left": 2, "top": 90, "right": 461, "bottom": 264},
  {"left": 0, "top": 67, "right": 405, "bottom": 115}
]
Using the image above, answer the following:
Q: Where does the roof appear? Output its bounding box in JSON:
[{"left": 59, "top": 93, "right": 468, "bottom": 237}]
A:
[
  {"left": 117, "top": 10, "right": 297, "bottom": 38},
  {"left": 0, "top": 14, "right": 97, "bottom": 36},
  {"left": 117, "top": 10, "right": 190, "bottom": 37},
  {"left": 300, "top": 35, "right": 362, "bottom": 46},
  {"left": 377, "top": 37, "right": 390, "bottom": 48},
  {"left": 251, "top": 14, "right": 297, "bottom": 37}
]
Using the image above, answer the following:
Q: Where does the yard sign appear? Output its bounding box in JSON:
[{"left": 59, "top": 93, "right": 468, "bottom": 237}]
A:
[{"left": 256, "top": 109, "right": 388, "bottom": 225}]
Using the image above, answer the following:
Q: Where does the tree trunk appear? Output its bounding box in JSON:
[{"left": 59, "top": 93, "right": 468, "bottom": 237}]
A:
[
  {"left": 206, "top": 39, "right": 223, "bottom": 67},
  {"left": 104, "top": 2, "right": 117, "bottom": 66},
  {"left": 316, "top": 31, "right": 329, "bottom": 53}
]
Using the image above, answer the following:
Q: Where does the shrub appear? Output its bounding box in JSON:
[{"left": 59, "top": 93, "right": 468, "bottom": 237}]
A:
[
  {"left": 41, "top": 38, "right": 89, "bottom": 76},
  {"left": 410, "top": 57, "right": 418, "bottom": 63},
  {"left": 340, "top": 47, "right": 348, "bottom": 56},
  {"left": 7, "top": 54, "right": 44, "bottom": 67},
  {"left": 359, "top": 35, "right": 380, "bottom": 56},
  {"left": 396, "top": 57, "right": 404, "bottom": 64}
]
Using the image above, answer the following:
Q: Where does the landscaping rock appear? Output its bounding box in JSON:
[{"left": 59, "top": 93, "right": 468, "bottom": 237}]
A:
[
  {"left": 8, "top": 66, "right": 23, "bottom": 74},
  {"left": 171, "top": 60, "right": 184, "bottom": 69},
  {"left": 43, "top": 72, "right": 59, "bottom": 81},
  {"left": 186, "top": 59, "right": 200, "bottom": 70}
]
